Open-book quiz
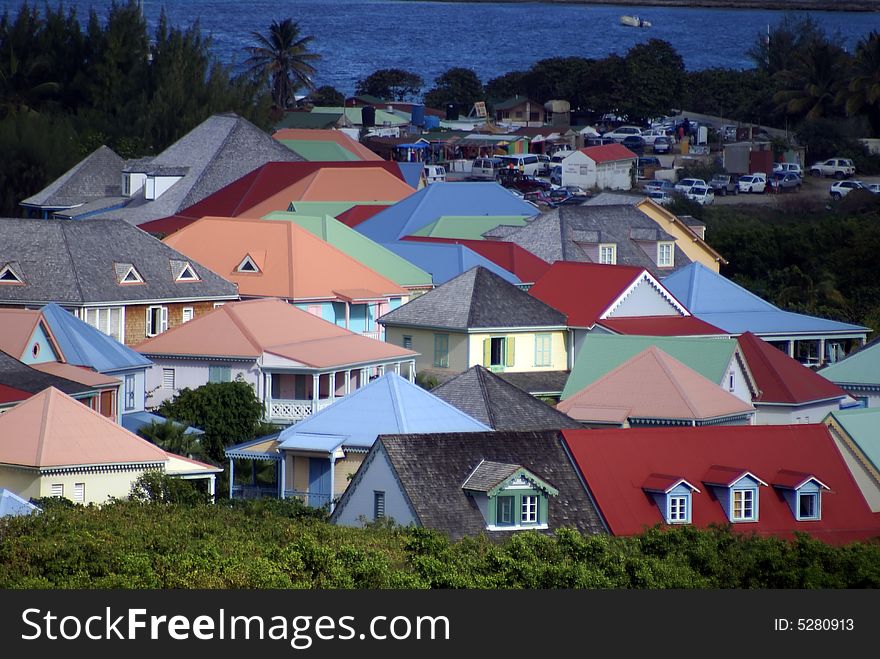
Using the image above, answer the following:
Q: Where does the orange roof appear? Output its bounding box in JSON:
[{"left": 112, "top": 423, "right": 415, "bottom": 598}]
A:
[
  {"left": 273, "top": 129, "right": 384, "bottom": 161},
  {"left": 136, "top": 298, "right": 416, "bottom": 368},
  {"left": 0, "top": 387, "right": 168, "bottom": 468},
  {"left": 30, "top": 362, "right": 120, "bottom": 388},
  {"left": 163, "top": 216, "right": 406, "bottom": 300},
  {"left": 0, "top": 309, "right": 49, "bottom": 360},
  {"left": 557, "top": 346, "right": 754, "bottom": 423},
  {"left": 239, "top": 167, "right": 414, "bottom": 217}
]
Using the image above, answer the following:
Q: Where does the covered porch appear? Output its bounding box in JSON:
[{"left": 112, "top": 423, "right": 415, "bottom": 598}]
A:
[{"left": 764, "top": 334, "right": 867, "bottom": 369}]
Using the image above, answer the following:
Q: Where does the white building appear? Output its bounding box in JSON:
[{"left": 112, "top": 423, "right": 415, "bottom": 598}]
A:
[{"left": 559, "top": 144, "right": 637, "bottom": 191}]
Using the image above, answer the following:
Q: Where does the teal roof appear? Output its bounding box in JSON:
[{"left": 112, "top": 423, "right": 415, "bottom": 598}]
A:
[
  {"left": 819, "top": 339, "right": 880, "bottom": 387},
  {"left": 563, "top": 334, "right": 740, "bottom": 399},
  {"left": 311, "top": 106, "right": 409, "bottom": 126},
  {"left": 276, "top": 372, "right": 489, "bottom": 452},
  {"left": 411, "top": 215, "right": 531, "bottom": 240},
  {"left": 262, "top": 212, "right": 433, "bottom": 287},
  {"left": 278, "top": 140, "right": 361, "bottom": 162},
  {"left": 828, "top": 407, "right": 880, "bottom": 473},
  {"left": 275, "top": 112, "right": 343, "bottom": 129}
]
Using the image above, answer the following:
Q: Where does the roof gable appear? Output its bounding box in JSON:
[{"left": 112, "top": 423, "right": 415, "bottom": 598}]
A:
[
  {"left": 379, "top": 266, "right": 565, "bottom": 331},
  {"left": 0, "top": 350, "right": 94, "bottom": 398},
  {"left": 826, "top": 407, "right": 880, "bottom": 475},
  {"left": 579, "top": 144, "right": 638, "bottom": 163},
  {"left": 20, "top": 145, "right": 124, "bottom": 209},
  {"left": 819, "top": 337, "right": 880, "bottom": 386},
  {"left": 461, "top": 460, "right": 560, "bottom": 497}
]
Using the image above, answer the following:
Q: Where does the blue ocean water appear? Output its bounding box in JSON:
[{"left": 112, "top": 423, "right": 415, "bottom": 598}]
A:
[{"left": 2, "top": 0, "right": 878, "bottom": 94}]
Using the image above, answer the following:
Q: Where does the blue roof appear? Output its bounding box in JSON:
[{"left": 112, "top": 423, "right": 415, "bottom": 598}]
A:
[
  {"left": 354, "top": 182, "right": 537, "bottom": 242},
  {"left": 0, "top": 488, "right": 40, "bottom": 517},
  {"left": 397, "top": 162, "right": 424, "bottom": 189},
  {"left": 381, "top": 241, "right": 521, "bottom": 285},
  {"left": 41, "top": 303, "right": 152, "bottom": 374},
  {"left": 663, "top": 263, "right": 868, "bottom": 336},
  {"left": 276, "top": 372, "right": 489, "bottom": 452},
  {"left": 121, "top": 411, "right": 205, "bottom": 436}
]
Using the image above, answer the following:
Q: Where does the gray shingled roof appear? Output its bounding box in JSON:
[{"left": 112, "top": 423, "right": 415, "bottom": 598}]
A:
[
  {"left": 497, "top": 370, "right": 570, "bottom": 397},
  {"left": 583, "top": 192, "right": 643, "bottom": 206},
  {"left": 55, "top": 114, "right": 302, "bottom": 225},
  {"left": 353, "top": 431, "right": 606, "bottom": 540},
  {"left": 20, "top": 146, "right": 124, "bottom": 209},
  {"left": 0, "top": 351, "right": 94, "bottom": 398},
  {"left": 431, "top": 366, "right": 581, "bottom": 431},
  {"left": 378, "top": 266, "right": 566, "bottom": 331},
  {"left": 461, "top": 460, "right": 521, "bottom": 492},
  {"left": 0, "top": 218, "right": 237, "bottom": 305},
  {"left": 495, "top": 205, "right": 691, "bottom": 277}
]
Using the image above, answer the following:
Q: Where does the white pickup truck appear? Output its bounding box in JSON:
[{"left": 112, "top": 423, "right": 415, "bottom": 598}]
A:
[{"left": 808, "top": 158, "right": 855, "bottom": 179}]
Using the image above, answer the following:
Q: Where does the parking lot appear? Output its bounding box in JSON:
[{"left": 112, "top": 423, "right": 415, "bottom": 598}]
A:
[{"left": 710, "top": 173, "right": 880, "bottom": 206}]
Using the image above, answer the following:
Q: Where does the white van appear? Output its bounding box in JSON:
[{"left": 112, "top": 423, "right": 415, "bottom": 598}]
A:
[
  {"left": 470, "top": 157, "right": 504, "bottom": 181},
  {"left": 424, "top": 164, "right": 447, "bottom": 184},
  {"left": 496, "top": 153, "right": 544, "bottom": 176}
]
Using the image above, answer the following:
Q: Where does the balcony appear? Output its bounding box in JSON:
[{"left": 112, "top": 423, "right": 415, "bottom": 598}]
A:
[
  {"left": 267, "top": 398, "right": 334, "bottom": 423},
  {"left": 283, "top": 490, "right": 332, "bottom": 509},
  {"left": 231, "top": 484, "right": 279, "bottom": 499}
]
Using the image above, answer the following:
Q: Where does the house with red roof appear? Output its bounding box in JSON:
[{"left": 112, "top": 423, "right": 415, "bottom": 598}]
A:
[
  {"left": 737, "top": 331, "right": 850, "bottom": 424},
  {"left": 557, "top": 144, "right": 638, "bottom": 191},
  {"left": 136, "top": 298, "right": 417, "bottom": 424},
  {"left": 563, "top": 424, "right": 880, "bottom": 544},
  {"left": 529, "top": 262, "right": 725, "bottom": 367}
]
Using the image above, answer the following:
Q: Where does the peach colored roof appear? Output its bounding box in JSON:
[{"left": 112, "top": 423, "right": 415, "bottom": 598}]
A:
[
  {"left": 273, "top": 129, "right": 384, "bottom": 161},
  {"left": 163, "top": 216, "right": 407, "bottom": 299},
  {"left": 239, "top": 167, "right": 414, "bottom": 218},
  {"left": 31, "top": 362, "right": 120, "bottom": 388},
  {"left": 0, "top": 309, "right": 46, "bottom": 360},
  {"left": 136, "top": 298, "right": 416, "bottom": 368},
  {"left": 558, "top": 346, "right": 755, "bottom": 423},
  {"left": 0, "top": 387, "right": 168, "bottom": 468}
]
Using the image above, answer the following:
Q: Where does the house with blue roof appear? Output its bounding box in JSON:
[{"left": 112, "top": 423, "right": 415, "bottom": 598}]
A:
[
  {"left": 662, "top": 263, "right": 869, "bottom": 367},
  {"left": 224, "top": 372, "right": 488, "bottom": 508},
  {"left": 0, "top": 488, "right": 40, "bottom": 517},
  {"left": 381, "top": 240, "right": 521, "bottom": 285},
  {"left": 354, "top": 182, "right": 537, "bottom": 243}
]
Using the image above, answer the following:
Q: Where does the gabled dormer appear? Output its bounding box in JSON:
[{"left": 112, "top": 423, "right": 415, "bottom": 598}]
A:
[
  {"left": 0, "top": 262, "right": 24, "bottom": 285},
  {"left": 144, "top": 166, "right": 187, "bottom": 200},
  {"left": 772, "top": 470, "right": 830, "bottom": 521},
  {"left": 115, "top": 263, "right": 144, "bottom": 285},
  {"left": 236, "top": 254, "right": 261, "bottom": 274},
  {"left": 703, "top": 466, "right": 768, "bottom": 523},
  {"left": 642, "top": 474, "right": 701, "bottom": 524},
  {"left": 171, "top": 259, "right": 200, "bottom": 283},
  {"left": 462, "top": 459, "right": 559, "bottom": 531}
]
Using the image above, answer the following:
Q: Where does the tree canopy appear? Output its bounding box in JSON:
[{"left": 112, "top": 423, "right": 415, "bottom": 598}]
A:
[
  {"left": 423, "top": 67, "right": 483, "bottom": 111},
  {"left": 355, "top": 68, "right": 423, "bottom": 102},
  {"left": 244, "top": 18, "right": 320, "bottom": 109}
]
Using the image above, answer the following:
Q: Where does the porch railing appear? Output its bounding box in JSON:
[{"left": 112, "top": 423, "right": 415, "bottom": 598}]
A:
[
  {"left": 267, "top": 398, "right": 334, "bottom": 423},
  {"left": 283, "top": 490, "right": 332, "bottom": 509},
  {"left": 231, "top": 484, "right": 278, "bottom": 500}
]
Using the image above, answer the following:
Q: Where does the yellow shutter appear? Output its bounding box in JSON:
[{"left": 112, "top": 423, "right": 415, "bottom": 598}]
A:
[
  {"left": 505, "top": 336, "right": 515, "bottom": 367},
  {"left": 483, "top": 338, "right": 491, "bottom": 366}
]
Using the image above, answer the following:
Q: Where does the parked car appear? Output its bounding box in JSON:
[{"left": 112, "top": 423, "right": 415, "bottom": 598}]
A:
[
  {"left": 497, "top": 169, "right": 552, "bottom": 193},
  {"left": 549, "top": 150, "right": 574, "bottom": 165},
  {"left": 651, "top": 136, "right": 672, "bottom": 154},
  {"left": 646, "top": 189, "right": 673, "bottom": 206},
  {"left": 471, "top": 157, "right": 504, "bottom": 181},
  {"left": 496, "top": 153, "right": 544, "bottom": 176},
  {"left": 640, "top": 128, "right": 671, "bottom": 145},
  {"left": 423, "top": 164, "right": 447, "bottom": 184},
  {"left": 708, "top": 174, "right": 738, "bottom": 196},
  {"left": 637, "top": 156, "right": 660, "bottom": 178},
  {"left": 559, "top": 185, "right": 589, "bottom": 197},
  {"left": 622, "top": 135, "right": 646, "bottom": 154},
  {"left": 549, "top": 165, "right": 562, "bottom": 186},
  {"left": 547, "top": 188, "right": 584, "bottom": 206},
  {"left": 585, "top": 136, "right": 616, "bottom": 147},
  {"left": 809, "top": 158, "right": 855, "bottom": 179},
  {"left": 523, "top": 190, "right": 554, "bottom": 205},
  {"left": 866, "top": 183, "right": 880, "bottom": 195},
  {"left": 602, "top": 125, "right": 642, "bottom": 142},
  {"left": 674, "top": 178, "right": 707, "bottom": 194},
  {"left": 644, "top": 179, "right": 675, "bottom": 194},
  {"left": 773, "top": 162, "right": 803, "bottom": 178},
  {"left": 536, "top": 154, "right": 551, "bottom": 176},
  {"left": 769, "top": 172, "right": 802, "bottom": 193},
  {"left": 829, "top": 180, "right": 865, "bottom": 199},
  {"left": 686, "top": 186, "right": 715, "bottom": 205},
  {"left": 737, "top": 173, "right": 767, "bottom": 193}
]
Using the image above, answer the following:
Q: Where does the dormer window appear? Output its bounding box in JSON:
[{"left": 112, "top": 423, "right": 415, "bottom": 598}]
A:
[
  {"left": 772, "top": 470, "right": 829, "bottom": 522},
  {"left": 657, "top": 241, "right": 674, "bottom": 267},
  {"left": 237, "top": 255, "right": 260, "bottom": 274},
  {"left": 462, "top": 460, "right": 559, "bottom": 531},
  {"left": 172, "top": 260, "right": 200, "bottom": 282},
  {"left": 643, "top": 474, "right": 700, "bottom": 525},
  {"left": 703, "top": 466, "right": 768, "bottom": 524},
  {"left": 0, "top": 264, "right": 23, "bottom": 285},
  {"left": 116, "top": 264, "right": 144, "bottom": 285},
  {"left": 599, "top": 243, "right": 617, "bottom": 265}
]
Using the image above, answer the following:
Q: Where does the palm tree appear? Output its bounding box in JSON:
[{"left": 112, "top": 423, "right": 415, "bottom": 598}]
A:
[
  {"left": 244, "top": 18, "right": 319, "bottom": 110},
  {"left": 841, "top": 31, "right": 880, "bottom": 135},
  {"left": 772, "top": 41, "right": 847, "bottom": 121}
]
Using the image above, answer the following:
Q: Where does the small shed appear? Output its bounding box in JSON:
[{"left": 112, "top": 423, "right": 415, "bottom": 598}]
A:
[{"left": 560, "top": 144, "right": 637, "bottom": 191}]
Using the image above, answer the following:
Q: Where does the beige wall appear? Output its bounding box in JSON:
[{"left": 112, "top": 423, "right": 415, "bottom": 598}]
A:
[
  {"left": 0, "top": 466, "right": 41, "bottom": 500},
  {"left": 637, "top": 202, "right": 722, "bottom": 273},
  {"left": 384, "top": 327, "right": 468, "bottom": 374},
  {"left": 284, "top": 452, "right": 366, "bottom": 498},
  {"left": 0, "top": 465, "right": 156, "bottom": 504},
  {"left": 467, "top": 330, "right": 567, "bottom": 372}
]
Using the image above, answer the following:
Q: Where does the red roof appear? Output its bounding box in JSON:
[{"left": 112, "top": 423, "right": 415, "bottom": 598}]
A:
[
  {"left": 597, "top": 316, "right": 725, "bottom": 336},
  {"left": 404, "top": 236, "right": 551, "bottom": 283},
  {"left": 336, "top": 204, "right": 390, "bottom": 228},
  {"left": 579, "top": 144, "right": 638, "bottom": 163},
  {"left": 138, "top": 214, "right": 193, "bottom": 236},
  {"left": 563, "top": 425, "right": 880, "bottom": 544},
  {"left": 737, "top": 331, "right": 847, "bottom": 404},
  {"left": 0, "top": 383, "right": 33, "bottom": 405},
  {"left": 528, "top": 262, "right": 646, "bottom": 327}
]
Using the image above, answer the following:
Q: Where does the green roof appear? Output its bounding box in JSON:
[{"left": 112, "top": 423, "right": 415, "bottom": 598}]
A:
[
  {"left": 262, "top": 212, "right": 433, "bottom": 287},
  {"left": 274, "top": 112, "right": 342, "bottom": 129},
  {"left": 494, "top": 95, "right": 537, "bottom": 111},
  {"left": 828, "top": 407, "right": 880, "bottom": 473},
  {"left": 410, "top": 215, "right": 532, "bottom": 240},
  {"left": 286, "top": 201, "right": 392, "bottom": 217},
  {"left": 278, "top": 140, "right": 360, "bottom": 162},
  {"left": 311, "top": 106, "right": 409, "bottom": 126},
  {"left": 819, "top": 340, "right": 880, "bottom": 387},
  {"left": 563, "top": 334, "right": 740, "bottom": 399}
]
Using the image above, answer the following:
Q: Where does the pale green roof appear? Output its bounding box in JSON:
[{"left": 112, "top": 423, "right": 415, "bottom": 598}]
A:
[
  {"left": 262, "top": 212, "right": 433, "bottom": 287},
  {"left": 828, "top": 407, "right": 880, "bottom": 473},
  {"left": 311, "top": 106, "right": 409, "bottom": 126},
  {"left": 278, "top": 140, "right": 360, "bottom": 162},
  {"left": 410, "top": 215, "right": 532, "bottom": 240},
  {"left": 563, "top": 334, "right": 740, "bottom": 399},
  {"left": 819, "top": 340, "right": 880, "bottom": 387},
  {"left": 286, "top": 200, "right": 393, "bottom": 217}
]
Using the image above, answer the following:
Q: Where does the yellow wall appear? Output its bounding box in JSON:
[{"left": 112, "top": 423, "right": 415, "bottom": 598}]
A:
[
  {"left": 467, "top": 331, "right": 568, "bottom": 372},
  {"left": 637, "top": 201, "right": 722, "bottom": 272},
  {"left": 0, "top": 466, "right": 41, "bottom": 500},
  {"left": 384, "top": 327, "right": 468, "bottom": 374},
  {"left": 38, "top": 469, "right": 152, "bottom": 504},
  {"left": 284, "top": 452, "right": 365, "bottom": 498},
  {"left": 334, "top": 454, "right": 365, "bottom": 497}
]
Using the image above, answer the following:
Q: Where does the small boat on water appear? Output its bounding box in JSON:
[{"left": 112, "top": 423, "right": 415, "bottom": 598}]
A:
[{"left": 620, "top": 15, "right": 651, "bottom": 28}]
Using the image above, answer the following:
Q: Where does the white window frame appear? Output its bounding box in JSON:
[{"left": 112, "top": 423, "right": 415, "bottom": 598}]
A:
[
  {"left": 176, "top": 264, "right": 199, "bottom": 282},
  {"left": 521, "top": 495, "right": 539, "bottom": 525},
  {"left": 124, "top": 374, "right": 136, "bottom": 411},
  {"left": 731, "top": 488, "right": 757, "bottom": 522},
  {"left": 162, "top": 368, "right": 175, "bottom": 390},
  {"left": 181, "top": 307, "right": 194, "bottom": 323},
  {"left": 50, "top": 484, "right": 64, "bottom": 498},
  {"left": 657, "top": 242, "right": 674, "bottom": 267},
  {"left": 667, "top": 495, "right": 690, "bottom": 523},
  {"left": 797, "top": 491, "right": 820, "bottom": 521},
  {"left": 534, "top": 333, "right": 552, "bottom": 367},
  {"left": 599, "top": 243, "right": 617, "bottom": 265},
  {"left": 146, "top": 305, "right": 168, "bottom": 337},
  {"left": 73, "top": 483, "right": 85, "bottom": 504},
  {"left": 83, "top": 306, "right": 124, "bottom": 343}
]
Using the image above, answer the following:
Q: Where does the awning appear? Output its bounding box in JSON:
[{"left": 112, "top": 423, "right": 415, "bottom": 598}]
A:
[
  {"left": 333, "top": 288, "right": 388, "bottom": 303},
  {"left": 277, "top": 432, "right": 348, "bottom": 454}
]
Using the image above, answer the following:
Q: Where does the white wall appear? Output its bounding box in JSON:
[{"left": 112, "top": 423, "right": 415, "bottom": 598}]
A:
[
  {"left": 560, "top": 152, "right": 596, "bottom": 189},
  {"left": 606, "top": 279, "right": 680, "bottom": 318},
  {"left": 595, "top": 160, "right": 634, "bottom": 191},
  {"left": 333, "top": 447, "right": 417, "bottom": 527},
  {"left": 144, "top": 358, "right": 259, "bottom": 408},
  {"left": 755, "top": 400, "right": 842, "bottom": 425}
]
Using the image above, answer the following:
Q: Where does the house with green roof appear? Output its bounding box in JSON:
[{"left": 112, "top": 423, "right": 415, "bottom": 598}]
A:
[
  {"left": 819, "top": 337, "right": 880, "bottom": 409},
  {"left": 409, "top": 215, "right": 532, "bottom": 240},
  {"left": 824, "top": 407, "right": 880, "bottom": 512},
  {"left": 562, "top": 334, "right": 755, "bottom": 403},
  {"left": 262, "top": 212, "right": 433, "bottom": 293}
]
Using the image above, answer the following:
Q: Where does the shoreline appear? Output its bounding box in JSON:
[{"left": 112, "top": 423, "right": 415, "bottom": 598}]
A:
[{"left": 404, "top": 1, "right": 880, "bottom": 13}]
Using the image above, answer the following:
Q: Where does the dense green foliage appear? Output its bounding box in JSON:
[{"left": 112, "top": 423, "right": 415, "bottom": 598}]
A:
[
  {"left": 355, "top": 68, "right": 423, "bottom": 102},
  {"left": 0, "top": 501, "right": 877, "bottom": 588},
  {"left": 423, "top": 67, "right": 484, "bottom": 111},
  {"left": 129, "top": 472, "right": 212, "bottom": 506},
  {"left": 244, "top": 18, "right": 319, "bottom": 109}
]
